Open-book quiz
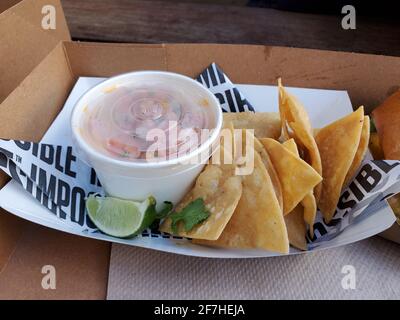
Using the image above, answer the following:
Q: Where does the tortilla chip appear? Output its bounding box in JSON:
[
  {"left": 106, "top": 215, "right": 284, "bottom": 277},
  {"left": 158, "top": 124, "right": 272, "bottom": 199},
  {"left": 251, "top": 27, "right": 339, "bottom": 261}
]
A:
[
  {"left": 282, "top": 138, "right": 298, "bottom": 155},
  {"left": 194, "top": 151, "right": 289, "bottom": 254},
  {"left": 228, "top": 126, "right": 283, "bottom": 209},
  {"left": 284, "top": 205, "right": 307, "bottom": 251},
  {"left": 301, "top": 193, "right": 316, "bottom": 237},
  {"left": 260, "top": 138, "right": 322, "bottom": 215},
  {"left": 223, "top": 112, "right": 281, "bottom": 139},
  {"left": 278, "top": 79, "right": 323, "bottom": 200},
  {"left": 282, "top": 139, "right": 316, "bottom": 236},
  {"left": 344, "top": 115, "right": 370, "bottom": 187},
  {"left": 281, "top": 139, "right": 310, "bottom": 244},
  {"left": 217, "top": 122, "right": 235, "bottom": 164},
  {"left": 160, "top": 151, "right": 242, "bottom": 240},
  {"left": 254, "top": 137, "right": 283, "bottom": 210},
  {"left": 315, "top": 107, "right": 365, "bottom": 222}
]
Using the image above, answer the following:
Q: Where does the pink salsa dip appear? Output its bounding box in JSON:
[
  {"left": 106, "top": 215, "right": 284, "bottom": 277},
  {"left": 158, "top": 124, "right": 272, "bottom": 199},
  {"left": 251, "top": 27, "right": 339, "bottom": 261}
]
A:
[{"left": 80, "top": 83, "right": 215, "bottom": 161}]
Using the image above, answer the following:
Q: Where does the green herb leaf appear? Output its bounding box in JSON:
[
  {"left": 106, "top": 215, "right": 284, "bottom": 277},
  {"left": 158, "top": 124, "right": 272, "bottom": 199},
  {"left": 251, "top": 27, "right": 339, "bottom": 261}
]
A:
[
  {"left": 149, "top": 201, "right": 174, "bottom": 231},
  {"left": 170, "top": 198, "right": 210, "bottom": 234},
  {"left": 156, "top": 201, "right": 173, "bottom": 219}
]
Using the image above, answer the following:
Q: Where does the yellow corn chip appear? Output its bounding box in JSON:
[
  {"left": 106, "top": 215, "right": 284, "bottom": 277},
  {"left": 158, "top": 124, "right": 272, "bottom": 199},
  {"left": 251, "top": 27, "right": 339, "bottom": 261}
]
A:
[
  {"left": 282, "top": 138, "right": 298, "bottom": 155},
  {"left": 194, "top": 151, "right": 289, "bottom": 254},
  {"left": 260, "top": 138, "right": 322, "bottom": 215},
  {"left": 254, "top": 137, "right": 283, "bottom": 210},
  {"left": 278, "top": 79, "right": 323, "bottom": 200},
  {"left": 226, "top": 123, "right": 283, "bottom": 210},
  {"left": 160, "top": 149, "right": 242, "bottom": 240},
  {"left": 315, "top": 107, "right": 365, "bottom": 222},
  {"left": 344, "top": 115, "right": 370, "bottom": 187},
  {"left": 223, "top": 112, "right": 281, "bottom": 139},
  {"left": 301, "top": 193, "right": 316, "bottom": 237},
  {"left": 282, "top": 139, "right": 316, "bottom": 236},
  {"left": 284, "top": 205, "right": 307, "bottom": 251}
]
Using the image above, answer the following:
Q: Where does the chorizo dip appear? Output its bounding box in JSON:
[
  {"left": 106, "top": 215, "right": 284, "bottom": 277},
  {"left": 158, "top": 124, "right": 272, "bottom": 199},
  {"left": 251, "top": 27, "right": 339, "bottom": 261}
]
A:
[{"left": 79, "top": 82, "right": 215, "bottom": 162}]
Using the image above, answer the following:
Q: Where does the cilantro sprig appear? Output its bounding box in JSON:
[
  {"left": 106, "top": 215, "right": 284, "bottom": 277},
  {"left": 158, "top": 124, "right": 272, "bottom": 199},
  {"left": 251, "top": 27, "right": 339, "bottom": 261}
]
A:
[
  {"left": 149, "top": 201, "right": 173, "bottom": 231},
  {"left": 156, "top": 201, "right": 174, "bottom": 219},
  {"left": 169, "top": 198, "right": 210, "bottom": 234}
]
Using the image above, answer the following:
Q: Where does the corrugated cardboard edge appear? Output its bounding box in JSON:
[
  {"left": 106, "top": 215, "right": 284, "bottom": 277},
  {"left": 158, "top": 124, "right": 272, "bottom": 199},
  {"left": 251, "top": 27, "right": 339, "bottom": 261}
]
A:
[
  {"left": 0, "top": 0, "right": 21, "bottom": 14},
  {"left": 0, "top": 0, "right": 70, "bottom": 103},
  {"left": 0, "top": 40, "right": 110, "bottom": 299},
  {"left": 0, "top": 0, "right": 73, "bottom": 297},
  {"left": 61, "top": 41, "right": 400, "bottom": 115}
]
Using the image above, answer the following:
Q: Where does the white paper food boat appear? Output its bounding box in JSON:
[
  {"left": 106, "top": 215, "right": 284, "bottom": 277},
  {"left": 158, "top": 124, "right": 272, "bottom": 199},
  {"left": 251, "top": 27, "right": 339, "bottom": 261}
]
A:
[{"left": 0, "top": 65, "right": 397, "bottom": 258}]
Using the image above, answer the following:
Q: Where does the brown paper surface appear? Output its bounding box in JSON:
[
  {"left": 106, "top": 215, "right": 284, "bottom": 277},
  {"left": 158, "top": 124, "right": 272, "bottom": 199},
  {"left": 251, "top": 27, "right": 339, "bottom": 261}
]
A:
[{"left": 0, "top": 0, "right": 70, "bottom": 103}]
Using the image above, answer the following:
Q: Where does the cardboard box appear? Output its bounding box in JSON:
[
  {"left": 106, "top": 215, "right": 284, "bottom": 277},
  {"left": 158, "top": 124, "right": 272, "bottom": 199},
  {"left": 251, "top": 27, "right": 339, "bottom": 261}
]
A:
[{"left": 1, "top": 0, "right": 399, "bottom": 298}]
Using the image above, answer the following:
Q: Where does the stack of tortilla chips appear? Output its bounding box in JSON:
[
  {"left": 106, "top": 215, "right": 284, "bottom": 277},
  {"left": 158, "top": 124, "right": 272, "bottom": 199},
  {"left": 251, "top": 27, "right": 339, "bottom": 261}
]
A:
[{"left": 161, "top": 80, "right": 370, "bottom": 254}]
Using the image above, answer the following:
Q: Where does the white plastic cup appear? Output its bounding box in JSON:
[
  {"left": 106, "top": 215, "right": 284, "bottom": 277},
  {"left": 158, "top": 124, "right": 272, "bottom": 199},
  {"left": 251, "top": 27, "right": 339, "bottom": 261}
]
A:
[{"left": 71, "top": 71, "right": 223, "bottom": 207}]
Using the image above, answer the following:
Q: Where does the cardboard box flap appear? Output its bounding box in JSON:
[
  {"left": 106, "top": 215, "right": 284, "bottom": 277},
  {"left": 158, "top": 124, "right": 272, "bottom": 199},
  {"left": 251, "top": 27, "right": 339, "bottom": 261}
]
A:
[
  {"left": 0, "top": 0, "right": 21, "bottom": 14},
  {"left": 0, "top": 0, "right": 72, "bottom": 285},
  {"left": 0, "top": 0, "right": 70, "bottom": 104}
]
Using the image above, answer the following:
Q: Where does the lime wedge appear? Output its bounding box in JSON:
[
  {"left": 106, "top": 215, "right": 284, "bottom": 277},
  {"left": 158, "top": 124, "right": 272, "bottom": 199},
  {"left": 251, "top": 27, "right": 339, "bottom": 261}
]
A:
[{"left": 86, "top": 195, "right": 157, "bottom": 238}]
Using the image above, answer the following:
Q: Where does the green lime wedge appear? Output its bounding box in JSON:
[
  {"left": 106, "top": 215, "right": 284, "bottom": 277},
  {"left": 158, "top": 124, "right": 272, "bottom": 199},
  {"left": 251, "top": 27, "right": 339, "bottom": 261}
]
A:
[{"left": 86, "top": 194, "right": 157, "bottom": 238}]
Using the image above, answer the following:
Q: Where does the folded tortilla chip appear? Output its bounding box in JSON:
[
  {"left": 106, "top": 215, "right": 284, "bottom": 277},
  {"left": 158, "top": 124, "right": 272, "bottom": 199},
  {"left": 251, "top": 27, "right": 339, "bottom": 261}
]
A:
[
  {"left": 260, "top": 138, "right": 322, "bottom": 215},
  {"left": 160, "top": 150, "right": 242, "bottom": 240},
  {"left": 223, "top": 112, "right": 281, "bottom": 139},
  {"left": 227, "top": 124, "right": 283, "bottom": 210},
  {"left": 280, "top": 141, "right": 310, "bottom": 246},
  {"left": 344, "top": 115, "right": 370, "bottom": 187},
  {"left": 301, "top": 193, "right": 316, "bottom": 237},
  {"left": 254, "top": 136, "right": 283, "bottom": 210},
  {"left": 194, "top": 151, "right": 289, "bottom": 254},
  {"left": 282, "top": 139, "right": 317, "bottom": 236},
  {"left": 315, "top": 107, "right": 365, "bottom": 222},
  {"left": 278, "top": 79, "right": 323, "bottom": 200},
  {"left": 282, "top": 138, "right": 298, "bottom": 155},
  {"left": 284, "top": 204, "right": 307, "bottom": 251}
]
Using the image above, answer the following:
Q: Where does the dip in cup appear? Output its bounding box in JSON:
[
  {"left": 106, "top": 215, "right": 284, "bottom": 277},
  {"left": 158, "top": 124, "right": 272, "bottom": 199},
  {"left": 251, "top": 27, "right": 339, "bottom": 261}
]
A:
[{"left": 71, "top": 71, "right": 222, "bottom": 207}]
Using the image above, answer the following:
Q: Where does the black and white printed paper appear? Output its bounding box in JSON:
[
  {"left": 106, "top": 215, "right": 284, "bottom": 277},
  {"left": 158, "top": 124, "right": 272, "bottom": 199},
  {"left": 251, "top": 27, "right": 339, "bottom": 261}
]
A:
[
  {"left": 196, "top": 63, "right": 255, "bottom": 112},
  {"left": 0, "top": 140, "right": 101, "bottom": 230}
]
